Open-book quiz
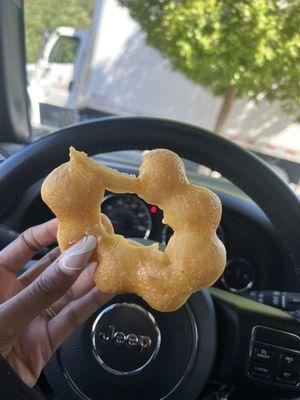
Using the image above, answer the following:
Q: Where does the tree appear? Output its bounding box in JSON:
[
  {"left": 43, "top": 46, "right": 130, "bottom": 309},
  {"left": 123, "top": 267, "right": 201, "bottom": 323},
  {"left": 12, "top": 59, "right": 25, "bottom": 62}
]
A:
[
  {"left": 118, "top": 0, "right": 300, "bottom": 133},
  {"left": 24, "top": 0, "right": 94, "bottom": 63}
]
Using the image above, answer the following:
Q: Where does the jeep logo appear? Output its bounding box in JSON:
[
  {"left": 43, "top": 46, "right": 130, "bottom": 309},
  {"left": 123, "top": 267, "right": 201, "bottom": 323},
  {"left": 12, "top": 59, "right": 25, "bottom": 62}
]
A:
[
  {"left": 92, "top": 303, "right": 161, "bottom": 375},
  {"left": 99, "top": 324, "right": 152, "bottom": 351}
]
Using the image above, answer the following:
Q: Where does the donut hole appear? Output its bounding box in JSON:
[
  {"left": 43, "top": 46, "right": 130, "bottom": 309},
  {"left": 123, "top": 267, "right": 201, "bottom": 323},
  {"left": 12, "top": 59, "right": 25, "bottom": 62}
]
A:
[
  {"left": 101, "top": 192, "right": 156, "bottom": 239},
  {"left": 162, "top": 225, "right": 174, "bottom": 245}
]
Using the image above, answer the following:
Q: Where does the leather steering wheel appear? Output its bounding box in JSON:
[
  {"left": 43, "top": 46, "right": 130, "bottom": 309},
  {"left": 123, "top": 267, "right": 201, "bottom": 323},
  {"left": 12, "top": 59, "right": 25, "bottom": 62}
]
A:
[{"left": 0, "top": 117, "right": 300, "bottom": 399}]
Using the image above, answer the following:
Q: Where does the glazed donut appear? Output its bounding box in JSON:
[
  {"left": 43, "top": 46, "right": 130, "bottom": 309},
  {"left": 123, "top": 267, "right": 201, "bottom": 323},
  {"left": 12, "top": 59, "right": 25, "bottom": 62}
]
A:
[{"left": 41, "top": 147, "right": 226, "bottom": 312}]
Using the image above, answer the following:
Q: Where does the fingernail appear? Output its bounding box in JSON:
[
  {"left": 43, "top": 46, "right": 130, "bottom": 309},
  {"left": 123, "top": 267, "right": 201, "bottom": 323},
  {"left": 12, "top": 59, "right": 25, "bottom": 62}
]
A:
[
  {"left": 60, "top": 236, "right": 97, "bottom": 275},
  {"left": 84, "top": 261, "right": 97, "bottom": 270}
]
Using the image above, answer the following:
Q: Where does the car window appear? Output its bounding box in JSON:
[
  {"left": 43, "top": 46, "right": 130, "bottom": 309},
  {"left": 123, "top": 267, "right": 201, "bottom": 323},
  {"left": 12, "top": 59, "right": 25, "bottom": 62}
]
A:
[
  {"left": 48, "top": 36, "right": 79, "bottom": 64},
  {"left": 24, "top": 0, "right": 300, "bottom": 193}
]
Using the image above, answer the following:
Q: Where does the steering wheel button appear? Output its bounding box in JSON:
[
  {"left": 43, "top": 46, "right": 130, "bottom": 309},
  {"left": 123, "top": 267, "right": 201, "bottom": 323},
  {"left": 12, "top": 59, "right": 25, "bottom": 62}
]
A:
[
  {"left": 253, "top": 346, "right": 274, "bottom": 363},
  {"left": 276, "top": 368, "right": 298, "bottom": 386},
  {"left": 280, "top": 352, "right": 298, "bottom": 368},
  {"left": 249, "top": 364, "right": 271, "bottom": 379}
]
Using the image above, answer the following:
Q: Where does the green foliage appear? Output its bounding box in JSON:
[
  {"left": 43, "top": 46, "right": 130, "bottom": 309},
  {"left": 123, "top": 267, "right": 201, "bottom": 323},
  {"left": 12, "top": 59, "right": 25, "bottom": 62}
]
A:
[
  {"left": 24, "top": 0, "right": 94, "bottom": 63},
  {"left": 119, "top": 0, "right": 300, "bottom": 118}
]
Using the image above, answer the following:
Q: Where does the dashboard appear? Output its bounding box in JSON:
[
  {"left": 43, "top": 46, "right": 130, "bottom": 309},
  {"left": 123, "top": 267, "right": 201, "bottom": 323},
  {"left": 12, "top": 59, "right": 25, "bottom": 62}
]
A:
[
  {"left": 0, "top": 149, "right": 297, "bottom": 294},
  {"left": 98, "top": 191, "right": 284, "bottom": 294}
]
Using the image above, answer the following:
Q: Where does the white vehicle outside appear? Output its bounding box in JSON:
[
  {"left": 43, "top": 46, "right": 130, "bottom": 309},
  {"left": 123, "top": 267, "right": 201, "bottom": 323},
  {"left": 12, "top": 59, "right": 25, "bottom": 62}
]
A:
[{"left": 27, "top": 0, "right": 300, "bottom": 188}]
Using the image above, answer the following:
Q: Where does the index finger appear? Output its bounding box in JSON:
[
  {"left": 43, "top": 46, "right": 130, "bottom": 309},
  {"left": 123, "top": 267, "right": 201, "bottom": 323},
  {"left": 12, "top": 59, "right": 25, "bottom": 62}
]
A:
[
  {"left": 0, "top": 219, "right": 58, "bottom": 273},
  {"left": 0, "top": 235, "right": 97, "bottom": 337}
]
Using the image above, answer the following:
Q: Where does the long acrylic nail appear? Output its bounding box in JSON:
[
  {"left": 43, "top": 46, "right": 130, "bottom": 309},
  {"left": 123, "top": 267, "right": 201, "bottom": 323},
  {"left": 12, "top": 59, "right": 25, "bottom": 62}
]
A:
[{"left": 59, "top": 235, "right": 97, "bottom": 275}]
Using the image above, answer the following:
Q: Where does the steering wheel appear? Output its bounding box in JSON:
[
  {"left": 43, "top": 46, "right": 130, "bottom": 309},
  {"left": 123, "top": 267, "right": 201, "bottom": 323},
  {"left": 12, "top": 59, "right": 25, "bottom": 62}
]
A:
[{"left": 0, "top": 117, "right": 300, "bottom": 400}]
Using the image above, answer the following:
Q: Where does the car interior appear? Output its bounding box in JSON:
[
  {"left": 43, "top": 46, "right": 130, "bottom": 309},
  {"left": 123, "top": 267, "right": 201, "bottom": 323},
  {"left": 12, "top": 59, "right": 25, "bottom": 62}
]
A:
[{"left": 0, "top": 1, "right": 300, "bottom": 399}]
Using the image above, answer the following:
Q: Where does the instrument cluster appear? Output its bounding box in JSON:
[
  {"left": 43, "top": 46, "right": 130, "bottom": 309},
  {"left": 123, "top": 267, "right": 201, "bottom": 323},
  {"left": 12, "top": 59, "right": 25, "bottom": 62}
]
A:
[{"left": 101, "top": 193, "right": 257, "bottom": 294}]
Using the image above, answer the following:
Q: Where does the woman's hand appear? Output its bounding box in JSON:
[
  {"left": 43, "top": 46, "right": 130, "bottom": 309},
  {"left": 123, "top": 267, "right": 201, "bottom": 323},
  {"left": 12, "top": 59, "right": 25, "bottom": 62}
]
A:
[{"left": 0, "top": 219, "right": 112, "bottom": 387}]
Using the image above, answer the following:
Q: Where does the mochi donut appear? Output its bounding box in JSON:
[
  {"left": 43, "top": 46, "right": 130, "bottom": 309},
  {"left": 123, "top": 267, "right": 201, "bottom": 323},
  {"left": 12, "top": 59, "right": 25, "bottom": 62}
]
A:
[{"left": 41, "top": 147, "right": 226, "bottom": 312}]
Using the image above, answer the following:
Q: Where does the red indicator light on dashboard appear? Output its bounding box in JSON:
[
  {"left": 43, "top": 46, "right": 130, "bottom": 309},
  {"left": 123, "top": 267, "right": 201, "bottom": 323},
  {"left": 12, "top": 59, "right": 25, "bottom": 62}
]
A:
[{"left": 150, "top": 205, "right": 158, "bottom": 214}]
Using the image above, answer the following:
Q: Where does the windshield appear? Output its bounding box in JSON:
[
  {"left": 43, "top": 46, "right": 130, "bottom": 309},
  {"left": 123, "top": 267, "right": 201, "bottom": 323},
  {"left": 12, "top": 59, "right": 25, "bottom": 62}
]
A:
[
  {"left": 25, "top": 0, "right": 300, "bottom": 193},
  {"left": 48, "top": 36, "right": 80, "bottom": 64}
]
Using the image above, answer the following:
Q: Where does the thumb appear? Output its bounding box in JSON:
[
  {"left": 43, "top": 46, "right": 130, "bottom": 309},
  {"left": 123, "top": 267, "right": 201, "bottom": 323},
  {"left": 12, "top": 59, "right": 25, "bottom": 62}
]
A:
[{"left": 0, "top": 235, "right": 97, "bottom": 338}]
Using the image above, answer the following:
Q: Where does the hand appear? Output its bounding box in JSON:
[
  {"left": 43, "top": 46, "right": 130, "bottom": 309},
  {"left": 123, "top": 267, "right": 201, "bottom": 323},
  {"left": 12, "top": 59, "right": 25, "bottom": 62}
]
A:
[{"left": 0, "top": 219, "right": 112, "bottom": 387}]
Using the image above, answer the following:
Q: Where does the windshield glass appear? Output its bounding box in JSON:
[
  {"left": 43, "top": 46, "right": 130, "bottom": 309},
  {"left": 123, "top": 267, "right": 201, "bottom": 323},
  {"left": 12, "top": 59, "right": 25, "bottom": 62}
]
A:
[
  {"left": 25, "top": 0, "right": 300, "bottom": 193},
  {"left": 48, "top": 36, "right": 80, "bottom": 64}
]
